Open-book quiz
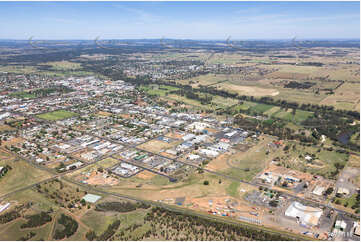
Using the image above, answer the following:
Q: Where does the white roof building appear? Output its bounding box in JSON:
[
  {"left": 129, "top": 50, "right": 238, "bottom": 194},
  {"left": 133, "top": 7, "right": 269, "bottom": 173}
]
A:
[
  {"left": 337, "top": 187, "right": 350, "bottom": 195},
  {"left": 335, "top": 220, "right": 347, "bottom": 230},
  {"left": 182, "top": 133, "right": 195, "bottom": 141},
  {"left": 312, "top": 186, "right": 326, "bottom": 196},
  {"left": 285, "top": 201, "right": 323, "bottom": 226},
  {"left": 199, "top": 149, "right": 219, "bottom": 157},
  {"left": 188, "top": 154, "right": 200, "bottom": 160}
]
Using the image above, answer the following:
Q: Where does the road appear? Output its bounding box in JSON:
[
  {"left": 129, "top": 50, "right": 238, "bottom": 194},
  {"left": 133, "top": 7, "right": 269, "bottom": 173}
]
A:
[{"left": 1, "top": 108, "right": 358, "bottom": 221}]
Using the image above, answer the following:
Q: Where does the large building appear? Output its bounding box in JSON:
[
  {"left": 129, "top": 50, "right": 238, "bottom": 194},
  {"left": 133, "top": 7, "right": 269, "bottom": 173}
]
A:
[{"left": 285, "top": 201, "right": 323, "bottom": 227}]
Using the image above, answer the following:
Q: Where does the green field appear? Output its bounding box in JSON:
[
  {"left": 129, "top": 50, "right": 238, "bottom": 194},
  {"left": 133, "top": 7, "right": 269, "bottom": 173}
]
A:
[
  {"left": 9, "top": 91, "right": 37, "bottom": 99},
  {"left": 37, "top": 110, "right": 78, "bottom": 121},
  {"left": 249, "top": 103, "right": 274, "bottom": 113},
  {"left": 140, "top": 85, "right": 179, "bottom": 97}
]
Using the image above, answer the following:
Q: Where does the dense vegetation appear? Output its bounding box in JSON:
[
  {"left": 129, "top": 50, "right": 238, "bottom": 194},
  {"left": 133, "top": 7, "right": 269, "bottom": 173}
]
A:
[
  {"left": 21, "top": 211, "right": 52, "bottom": 229},
  {"left": 17, "top": 232, "right": 36, "bottom": 241},
  {"left": 284, "top": 81, "right": 315, "bottom": 89},
  {"left": 0, "top": 210, "right": 21, "bottom": 224},
  {"left": 53, "top": 214, "right": 78, "bottom": 240},
  {"left": 9, "top": 86, "right": 74, "bottom": 99},
  {"left": 95, "top": 201, "right": 150, "bottom": 213},
  {"left": 141, "top": 207, "right": 299, "bottom": 240}
]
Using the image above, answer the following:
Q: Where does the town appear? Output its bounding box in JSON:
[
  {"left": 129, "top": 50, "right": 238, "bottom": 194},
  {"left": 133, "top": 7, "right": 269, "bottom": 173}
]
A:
[{"left": 0, "top": 71, "right": 359, "bottom": 240}]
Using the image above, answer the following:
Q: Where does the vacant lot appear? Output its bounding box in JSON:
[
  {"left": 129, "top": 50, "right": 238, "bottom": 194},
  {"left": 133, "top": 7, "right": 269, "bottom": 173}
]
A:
[
  {"left": 320, "top": 82, "right": 360, "bottom": 111},
  {"left": 137, "top": 139, "right": 181, "bottom": 154},
  {"left": 0, "top": 124, "right": 15, "bottom": 132},
  {"left": 37, "top": 110, "right": 78, "bottom": 121},
  {"left": 0, "top": 159, "right": 52, "bottom": 196}
]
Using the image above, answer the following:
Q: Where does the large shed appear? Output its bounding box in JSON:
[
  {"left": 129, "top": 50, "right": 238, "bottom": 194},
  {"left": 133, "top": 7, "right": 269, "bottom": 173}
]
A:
[{"left": 285, "top": 201, "right": 323, "bottom": 226}]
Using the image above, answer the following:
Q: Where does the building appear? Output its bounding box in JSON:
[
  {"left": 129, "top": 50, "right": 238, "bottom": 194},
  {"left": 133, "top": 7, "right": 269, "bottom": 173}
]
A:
[
  {"left": 312, "top": 186, "right": 326, "bottom": 196},
  {"left": 82, "top": 194, "right": 102, "bottom": 203},
  {"left": 0, "top": 203, "right": 10, "bottom": 213},
  {"left": 199, "top": 149, "right": 219, "bottom": 157},
  {"left": 285, "top": 201, "right": 323, "bottom": 227},
  {"left": 337, "top": 187, "right": 350, "bottom": 196},
  {"left": 66, "top": 161, "right": 83, "bottom": 170},
  {"left": 353, "top": 221, "right": 360, "bottom": 237},
  {"left": 334, "top": 219, "right": 347, "bottom": 231}
]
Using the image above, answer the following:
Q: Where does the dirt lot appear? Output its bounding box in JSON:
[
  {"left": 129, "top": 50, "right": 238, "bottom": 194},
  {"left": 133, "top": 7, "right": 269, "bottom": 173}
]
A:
[
  {"left": 137, "top": 139, "right": 181, "bottom": 154},
  {"left": 206, "top": 152, "right": 233, "bottom": 172},
  {"left": 84, "top": 170, "right": 118, "bottom": 186},
  {"left": 135, "top": 170, "right": 156, "bottom": 179},
  {"left": 96, "top": 111, "right": 112, "bottom": 117},
  {"left": 217, "top": 83, "right": 279, "bottom": 97},
  {"left": 164, "top": 131, "right": 184, "bottom": 139}
]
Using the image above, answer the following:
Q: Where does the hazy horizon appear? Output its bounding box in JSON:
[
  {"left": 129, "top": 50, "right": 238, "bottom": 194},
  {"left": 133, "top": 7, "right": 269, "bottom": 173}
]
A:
[{"left": 0, "top": 1, "right": 359, "bottom": 40}]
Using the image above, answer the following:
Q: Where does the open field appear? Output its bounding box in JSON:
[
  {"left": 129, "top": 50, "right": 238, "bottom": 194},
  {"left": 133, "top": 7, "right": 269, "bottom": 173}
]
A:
[
  {"left": 0, "top": 159, "right": 52, "bottom": 196},
  {"left": 320, "top": 82, "right": 360, "bottom": 111},
  {"left": 137, "top": 139, "right": 181, "bottom": 154},
  {"left": 140, "top": 84, "right": 179, "bottom": 97},
  {"left": 41, "top": 61, "right": 82, "bottom": 71},
  {"left": 217, "top": 83, "right": 279, "bottom": 97},
  {"left": 37, "top": 110, "right": 78, "bottom": 121},
  {"left": 97, "top": 157, "right": 122, "bottom": 169}
]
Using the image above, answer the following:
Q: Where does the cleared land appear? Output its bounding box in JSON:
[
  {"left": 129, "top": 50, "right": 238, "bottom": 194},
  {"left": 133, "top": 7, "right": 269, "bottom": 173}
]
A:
[{"left": 0, "top": 159, "right": 52, "bottom": 196}]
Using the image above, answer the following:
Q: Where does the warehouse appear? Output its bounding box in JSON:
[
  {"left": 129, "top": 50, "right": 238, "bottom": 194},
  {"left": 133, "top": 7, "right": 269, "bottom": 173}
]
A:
[{"left": 285, "top": 201, "right": 323, "bottom": 227}]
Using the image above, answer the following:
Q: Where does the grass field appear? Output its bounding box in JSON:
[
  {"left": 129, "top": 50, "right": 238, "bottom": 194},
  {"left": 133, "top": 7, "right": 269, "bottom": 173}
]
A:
[
  {"left": 37, "top": 110, "right": 78, "bottom": 121},
  {"left": 0, "top": 159, "right": 52, "bottom": 196},
  {"left": 249, "top": 103, "right": 274, "bottom": 113},
  {"left": 140, "top": 85, "right": 179, "bottom": 97},
  {"left": 278, "top": 141, "right": 349, "bottom": 178},
  {"left": 0, "top": 215, "right": 54, "bottom": 241},
  {"left": 9, "top": 91, "right": 37, "bottom": 99}
]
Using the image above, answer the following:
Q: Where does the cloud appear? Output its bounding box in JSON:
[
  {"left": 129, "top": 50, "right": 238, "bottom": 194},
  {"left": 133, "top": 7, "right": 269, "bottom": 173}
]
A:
[{"left": 111, "top": 5, "right": 162, "bottom": 24}]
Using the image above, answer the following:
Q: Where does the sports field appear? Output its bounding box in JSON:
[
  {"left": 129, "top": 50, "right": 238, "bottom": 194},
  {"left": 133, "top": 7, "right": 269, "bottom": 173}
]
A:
[{"left": 37, "top": 110, "right": 78, "bottom": 121}]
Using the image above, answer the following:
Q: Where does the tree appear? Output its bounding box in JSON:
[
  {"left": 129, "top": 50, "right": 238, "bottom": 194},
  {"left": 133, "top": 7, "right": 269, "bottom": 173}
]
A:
[
  {"left": 324, "top": 187, "right": 334, "bottom": 196},
  {"left": 203, "top": 180, "right": 209, "bottom": 185},
  {"left": 86, "top": 230, "right": 97, "bottom": 241}
]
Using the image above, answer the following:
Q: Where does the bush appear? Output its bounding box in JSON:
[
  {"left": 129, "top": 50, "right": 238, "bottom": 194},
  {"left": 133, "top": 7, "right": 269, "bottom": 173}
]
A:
[
  {"left": 203, "top": 180, "right": 209, "bottom": 185},
  {"left": 53, "top": 214, "right": 78, "bottom": 240},
  {"left": 21, "top": 212, "right": 52, "bottom": 228},
  {"left": 86, "top": 230, "right": 97, "bottom": 241},
  {"left": 95, "top": 201, "right": 149, "bottom": 213},
  {"left": 97, "top": 220, "right": 120, "bottom": 241},
  {"left": 0, "top": 210, "right": 21, "bottom": 224}
]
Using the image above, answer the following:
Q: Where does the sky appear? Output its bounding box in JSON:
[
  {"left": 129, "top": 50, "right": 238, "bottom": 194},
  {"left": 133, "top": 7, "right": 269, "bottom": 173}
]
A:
[{"left": 0, "top": 1, "right": 359, "bottom": 40}]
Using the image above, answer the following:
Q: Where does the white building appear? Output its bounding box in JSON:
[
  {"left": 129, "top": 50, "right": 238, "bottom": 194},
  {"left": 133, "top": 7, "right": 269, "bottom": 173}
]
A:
[{"left": 285, "top": 201, "right": 323, "bottom": 226}]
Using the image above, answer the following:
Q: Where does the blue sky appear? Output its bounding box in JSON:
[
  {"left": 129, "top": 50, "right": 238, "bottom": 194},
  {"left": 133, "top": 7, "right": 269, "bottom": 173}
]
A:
[{"left": 0, "top": 1, "right": 359, "bottom": 40}]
